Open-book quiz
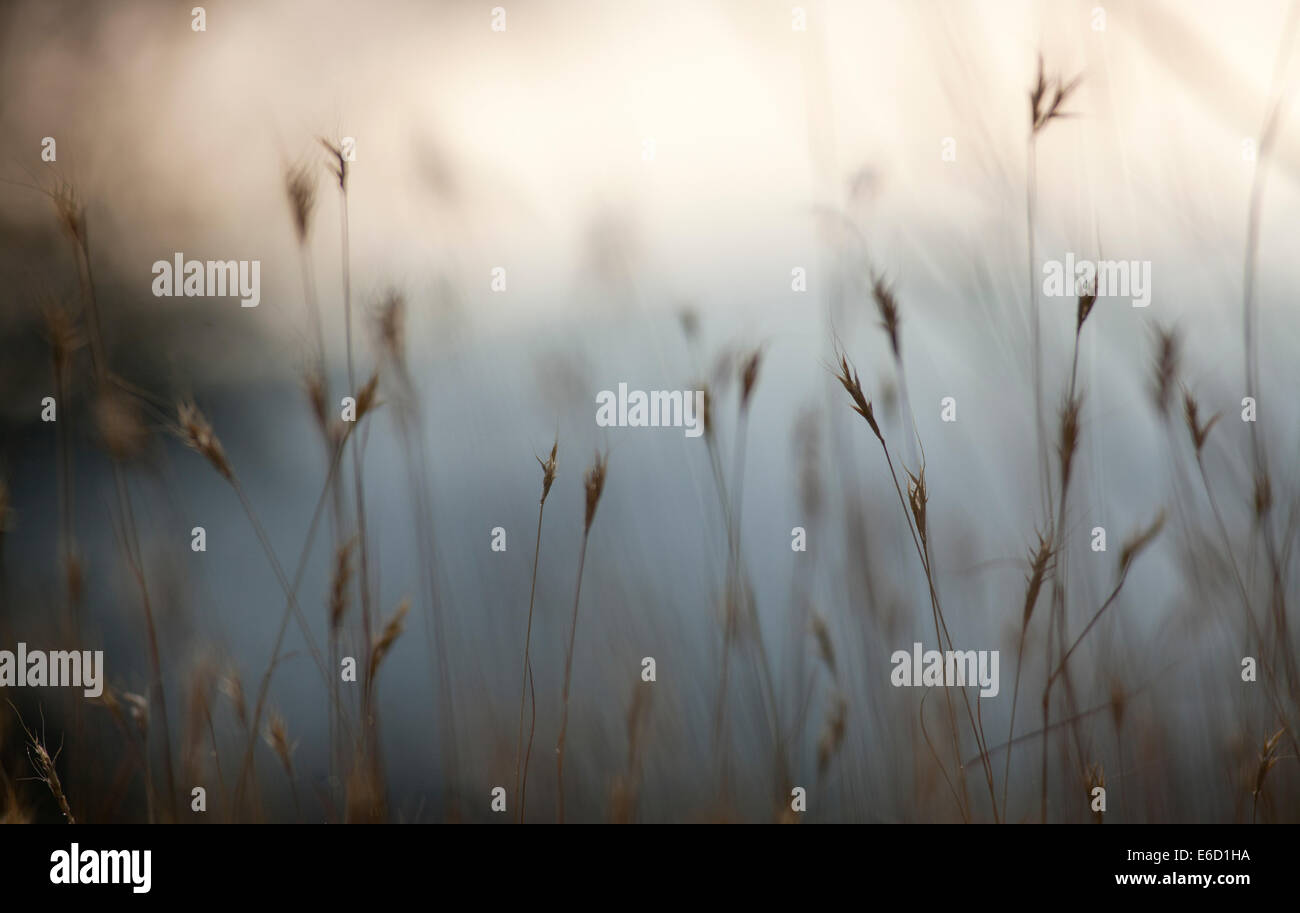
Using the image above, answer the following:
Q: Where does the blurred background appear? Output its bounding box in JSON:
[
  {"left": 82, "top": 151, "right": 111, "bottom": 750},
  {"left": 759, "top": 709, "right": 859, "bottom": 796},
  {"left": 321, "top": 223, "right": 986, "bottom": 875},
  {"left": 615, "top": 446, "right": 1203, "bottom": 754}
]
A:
[{"left": 0, "top": 0, "right": 1297, "bottom": 822}]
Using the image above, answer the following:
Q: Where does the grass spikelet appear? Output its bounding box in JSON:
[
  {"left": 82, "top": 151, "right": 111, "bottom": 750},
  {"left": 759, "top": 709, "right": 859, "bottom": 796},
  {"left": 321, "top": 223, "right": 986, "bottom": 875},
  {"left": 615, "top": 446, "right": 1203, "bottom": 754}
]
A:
[
  {"left": 50, "top": 180, "right": 86, "bottom": 246},
  {"left": 123, "top": 692, "right": 150, "bottom": 738},
  {"left": 739, "top": 347, "right": 763, "bottom": 412},
  {"left": 355, "top": 372, "right": 382, "bottom": 422},
  {"left": 1119, "top": 511, "right": 1166, "bottom": 577},
  {"left": 872, "top": 275, "right": 902, "bottom": 359},
  {"left": 303, "top": 366, "right": 332, "bottom": 443},
  {"left": 1029, "top": 54, "right": 1082, "bottom": 134},
  {"left": 832, "top": 351, "right": 882, "bottom": 442},
  {"left": 11, "top": 705, "right": 74, "bottom": 823},
  {"left": 264, "top": 709, "right": 301, "bottom": 818},
  {"left": 263, "top": 710, "right": 297, "bottom": 779},
  {"left": 328, "top": 540, "right": 356, "bottom": 632},
  {"left": 1252, "top": 472, "right": 1272, "bottom": 519},
  {"left": 95, "top": 390, "right": 149, "bottom": 461},
  {"left": 375, "top": 289, "right": 407, "bottom": 371},
  {"left": 1076, "top": 289, "right": 1097, "bottom": 332},
  {"left": 368, "top": 598, "right": 410, "bottom": 689},
  {"left": 1182, "top": 390, "right": 1219, "bottom": 455},
  {"left": 1057, "top": 393, "right": 1082, "bottom": 492},
  {"left": 810, "top": 613, "right": 837, "bottom": 679},
  {"left": 319, "top": 137, "right": 349, "bottom": 192},
  {"left": 1023, "top": 533, "right": 1054, "bottom": 626},
  {"left": 1252, "top": 727, "right": 1285, "bottom": 822},
  {"left": 1149, "top": 327, "right": 1180, "bottom": 420},
  {"left": 177, "top": 400, "right": 233, "bottom": 481},
  {"left": 816, "top": 693, "right": 847, "bottom": 780},
  {"left": 218, "top": 670, "right": 247, "bottom": 732},
  {"left": 583, "top": 451, "right": 608, "bottom": 533},
  {"left": 285, "top": 164, "right": 317, "bottom": 244},
  {"left": 905, "top": 465, "right": 929, "bottom": 551}
]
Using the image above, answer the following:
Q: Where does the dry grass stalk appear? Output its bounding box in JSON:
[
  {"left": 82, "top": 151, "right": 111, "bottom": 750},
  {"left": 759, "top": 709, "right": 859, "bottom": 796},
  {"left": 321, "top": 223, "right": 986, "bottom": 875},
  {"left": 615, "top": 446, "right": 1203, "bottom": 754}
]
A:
[
  {"left": 557, "top": 451, "right": 609, "bottom": 822},
  {"left": 1003, "top": 532, "right": 1054, "bottom": 820},
  {"left": 609, "top": 686, "right": 651, "bottom": 823},
  {"left": 834, "top": 347, "right": 997, "bottom": 821},
  {"left": 516, "top": 438, "right": 558, "bottom": 823},
  {"left": 12, "top": 705, "right": 75, "bottom": 823}
]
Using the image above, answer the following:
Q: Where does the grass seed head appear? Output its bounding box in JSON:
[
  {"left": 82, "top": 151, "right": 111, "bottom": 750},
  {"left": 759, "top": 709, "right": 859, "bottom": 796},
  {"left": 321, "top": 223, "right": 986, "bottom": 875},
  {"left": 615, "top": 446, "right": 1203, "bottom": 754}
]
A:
[
  {"left": 285, "top": 163, "right": 317, "bottom": 243},
  {"left": 1057, "top": 393, "right": 1082, "bottom": 490},
  {"left": 833, "top": 352, "right": 882, "bottom": 442},
  {"left": 583, "top": 451, "right": 608, "bottom": 532},
  {"left": 1030, "top": 54, "right": 1082, "bottom": 134},
  {"left": 1182, "top": 390, "right": 1219, "bottom": 455},
  {"left": 1076, "top": 290, "right": 1096, "bottom": 332},
  {"left": 96, "top": 390, "right": 149, "bottom": 461},
  {"left": 739, "top": 347, "right": 763, "bottom": 412},
  {"left": 329, "top": 540, "right": 356, "bottom": 631},
  {"left": 319, "top": 137, "right": 349, "bottom": 191},
  {"left": 1253, "top": 472, "right": 1273, "bottom": 519},
  {"left": 355, "top": 372, "right": 381, "bottom": 423},
  {"left": 906, "top": 465, "right": 929, "bottom": 549},
  {"left": 538, "top": 438, "right": 558, "bottom": 504},
  {"left": 51, "top": 181, "right": 86, "bottom": 247},
  {"left": 368, "top": 598, "right": 410, "bottom": 687},
  {"left": 178, "top": 400, "right": 233, "bottom": 481},
  {"left": 872, "top": 275, "right": 902, "bottom": 359},
  {"left": 1022, "top": 532, "right": 1054, "bottom": 626},
  {"left": 1119, "top": 511, "right": 1165, "bottom": 577},
  {"left": 1149, "top": 327, "right": 1180, "bottom": 419},
  {"left": 218, "top": 669, "right": 247, "bottom": 731},
  {"left": 264, "top": 709, "right": 297, "bottom": 777}
]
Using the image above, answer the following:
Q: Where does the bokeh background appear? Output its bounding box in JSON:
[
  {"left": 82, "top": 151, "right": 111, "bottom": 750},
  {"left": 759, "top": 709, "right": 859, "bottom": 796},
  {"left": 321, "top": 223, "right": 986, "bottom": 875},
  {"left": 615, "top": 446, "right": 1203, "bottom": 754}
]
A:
[{"left": 0, "top": 0, "right": 1297, "bottom": 822}]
